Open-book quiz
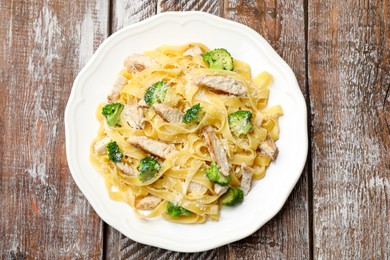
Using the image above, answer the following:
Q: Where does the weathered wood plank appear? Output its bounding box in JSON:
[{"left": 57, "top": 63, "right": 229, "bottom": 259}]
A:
[
  {"left": 105, "top": 1, "right": 229, "bottom": 259},
  {"left": 224, "top": 0, "right": 310, "bottom": 259},
  {"left": 158, "top": 0, "right": 222, "bottom": 15},
  {"left": 105, "top": 1, "right": 158, "bottom": 258},
  {"left": 308, "top": 0, "right": 390, "bottom": 258},
  {"left": 0, "top": 0, "right": 109, "bottom": 258},
  {"left": 111, "top": 0, "right": 157, "bottom": 31},
  {"left": 106, "top": 224, "right": 228, "bottom": 260}
]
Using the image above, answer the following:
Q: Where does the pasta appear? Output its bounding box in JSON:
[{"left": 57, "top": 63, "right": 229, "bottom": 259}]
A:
[{"left": 90, "top": 43, "right": 283, "bottom": 223}]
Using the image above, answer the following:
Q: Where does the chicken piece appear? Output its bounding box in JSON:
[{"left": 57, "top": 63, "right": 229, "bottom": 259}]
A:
[
  {"left": 123, "top": 104, "right": 145, "bottom": 129},
  {"left": 124, "top": 54, "right": 156, "bottom": 72},
  {"left": 259, "top": 135, "right": 278, "bottom": 160},
  {"left": 128, "top": 136, "right": 177, "bottom": 159},
  {"left": 214, "top": 184, "right": 229, "bottom": 195},
  {"left": 183, "top": 45, "right": 203, "bottom": 57},
  {"left": 135, "top": 195, "right": 162, "bottom": 210},
  {"left": 193, "top": 75, "right": 247, "bottom": 96},
  {"left": 108, "top": 74, "right": 127, "bottom": 102},
  {"left": 240, "top": 163, "right": 255, "bottom": 195},
  {"left": 94, "top": 136, "right": 111, "bottom": 154},
  {"left": 203, "top": 126, "right": 230, "bottom": 176},
  {"left": 187, "top": 182, "right": 208, "bottom": 194},
  {"left": 138, "top": 99, "right": 149, "bottom": 108},
  {"left": 116, "top": 162, "right": 136, "bottom": 175},
  {"left": 220, "top": 138, "right": 231, "bottom": 158},
  {"left": 153, "top": 104, "right": 183, "bottom": 123}
]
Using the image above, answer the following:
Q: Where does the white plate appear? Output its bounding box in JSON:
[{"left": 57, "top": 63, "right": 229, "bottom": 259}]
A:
[{"left": 65, "top": 11, "right": 308, "bottom": 252}]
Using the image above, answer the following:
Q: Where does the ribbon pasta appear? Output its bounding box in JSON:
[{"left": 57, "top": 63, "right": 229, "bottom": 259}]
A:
[{"left": 90, "top": 43, "right": 282, "bottom": 223}]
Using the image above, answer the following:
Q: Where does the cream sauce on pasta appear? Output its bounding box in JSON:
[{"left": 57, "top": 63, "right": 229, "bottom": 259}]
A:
[{"left": 90, "top": 43, "right": 282, "bottom": 223}]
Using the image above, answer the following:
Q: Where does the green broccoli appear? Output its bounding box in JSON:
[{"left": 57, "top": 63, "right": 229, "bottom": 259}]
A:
[
  {"left": 228, "top": 110, "right": 253, "bottom": 137},
  {"left": 144, "top": 81, "right": 168, "bottom": 106},
  {"left": 205, "top": 162, "right": 230, "bottom": 186},
  {"left": 166, "top": 201, "right": 192, "bottom": 218},
  {"left": 183, "top": 103, "right": 204, "bottom": 124},
  {"left": 102, "top": 103, "right": 124, "bottom": 127},
  {"left": 220, "top": 187, "right": 244, "bottom": 206},
  {"left": 138, "top": 157, "right": 161, "bottom": 182},
  {"left": 203, "top": 48, "right": 234, "bottom": 71},
  {"left": 106, "top": 141, "right": 123, "bottom": 163}
]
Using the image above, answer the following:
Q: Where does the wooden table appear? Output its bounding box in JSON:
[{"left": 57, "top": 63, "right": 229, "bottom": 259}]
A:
[{"left": 1, "top": 0, "right": 389, "bottom": 259}]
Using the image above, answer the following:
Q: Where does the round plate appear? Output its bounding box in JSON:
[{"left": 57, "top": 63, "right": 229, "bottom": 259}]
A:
[{"left": 65, "top": 11, "right": 308, "bottom": 252}]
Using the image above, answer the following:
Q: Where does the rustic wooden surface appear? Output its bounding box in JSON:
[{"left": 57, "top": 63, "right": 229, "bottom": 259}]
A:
[
  {"left": 0, "top": 0, "right": 388, "bottom": 259},
  {"left": 308, "top": 0, "right": 390, "bottom": 259},
  {"left": 0, "top": 1, "right": 109, "bottom": 259}
]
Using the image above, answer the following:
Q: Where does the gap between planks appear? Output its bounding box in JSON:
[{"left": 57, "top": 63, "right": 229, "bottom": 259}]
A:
[
  {"left": 103, "top": 2, "right": 114, "bottom": 259},
  {"left": 303, "top": 0, "right": 314, "bottom": 259}
]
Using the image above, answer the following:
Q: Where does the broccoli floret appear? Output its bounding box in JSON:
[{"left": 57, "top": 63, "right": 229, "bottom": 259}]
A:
[
  {"left": 102, "top": 103, "right": 124, "bottom": 127},
  {"left": 106, "top": 141, "right": 123, "bottom": 163},
  {"left": 203, "top": 48, "right": 234, "bottom": 71},
  {"left": 138, "top": 157, "right": 161, "bottom": 182},
  {"left": 183, "top": 103, "right": 204, "bottom": 124},
  {"left": 220, "top": 187, "right": 244, "bottom": 206},
  {"left": 144, "top": 81, "right": 168, "bottom": 106},
  {"left": 166, "top": 201, "right": 192, "bottom": 218},
  {"left": 228, "top": 110, "right": 253, "bottom": 137},
  {"left": 206, "top": 162, "right": 230, "bottom": 186}
]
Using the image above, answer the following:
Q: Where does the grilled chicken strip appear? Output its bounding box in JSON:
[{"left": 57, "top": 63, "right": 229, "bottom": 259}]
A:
[
  {"left": 128, "top": 136, "right": 176, "bottom": 159},
  {"left": 108, "top": 74, "right": 127, "bottom": 102},
  {"left": 94, "top": 136, "right": 111, "bottom": 154},
  {"left": 124, "top": 54, "right": 156, "bottom": 72},
  {"left": 138, "top": 99, "right": 149, "bottom": 108},
  {"left": 183, "top": 45, "right": 203, "bottom": 57},
  {"left": 203, "top": 126, "right": 230, "bottom": 176},
  {"left": 135, "top": 195, "right": 162, "bottom": 210},
  {"left": 193, "top": 75, "right": 247, "bottom": 96},
  {"left": 259, "top": 135, "right": 278, "bottom": 160},
  {"left": 214, "top": 184, "right": 229, "bottom": 195},
  {"left": 116, "top": 162, "right": 136, "bottom": 175},
  {"left": 153, "top": 104, "right": 183, "bottom": 123},
  {"left": 123, "top": 104, "right": 145, "bottom": 129},
  {"left": 240, "top": 163, "right": 255, "bottom": 195},
  {"left": 187, "top": 182, "right": 208, "bottom": 194}
]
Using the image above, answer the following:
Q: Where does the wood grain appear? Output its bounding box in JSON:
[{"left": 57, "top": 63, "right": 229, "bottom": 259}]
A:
[
  {"left": 308, "top": 0, "right": 390, "bottom": 258},
  {"left": 105, "top": 1, "right": 229, "bottom": 259},
  {"left": 158, "top": 0, "right": 222, "bottom": 15},
  {"left": 111, "top": 0, "right": 157, "bottom": 32},
  {"left": 105, "top": 0, "right": 158, "bottom": 258},
  {"left": 0, "top": 0, "right": 108, "bottom": 258},
  {"left": 224, "top": 0, "right": 310, "bottom": 259}
]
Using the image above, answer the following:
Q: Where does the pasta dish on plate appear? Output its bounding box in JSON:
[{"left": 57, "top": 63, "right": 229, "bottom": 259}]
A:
[{"left": 90, "top": 43, "right": 282, "bottom": 223}]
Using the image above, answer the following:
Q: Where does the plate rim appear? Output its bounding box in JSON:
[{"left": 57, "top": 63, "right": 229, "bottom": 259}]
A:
[{"left": 65, "top": 11, "right": 308, "bottom": 252}]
